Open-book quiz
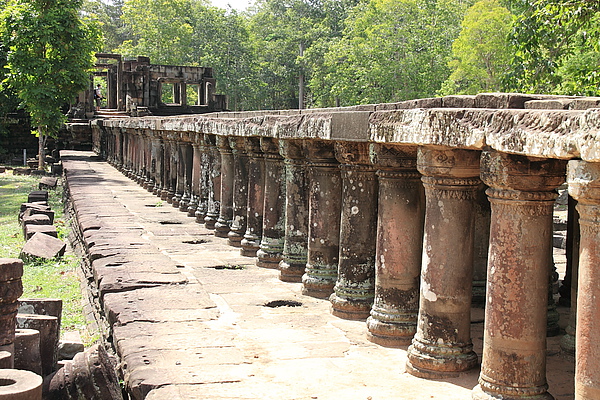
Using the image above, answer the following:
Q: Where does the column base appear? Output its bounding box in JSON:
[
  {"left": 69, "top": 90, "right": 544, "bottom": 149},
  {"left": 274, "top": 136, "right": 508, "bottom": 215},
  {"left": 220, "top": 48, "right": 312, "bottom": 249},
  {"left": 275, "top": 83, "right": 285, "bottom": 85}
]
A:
[
  {"left": 241, "top": 235, "right": 260, "bottom": 257},
  {"left": 214, "top": 220, "right": 230, "bottom": 238},
  {"left": 204, "top": 212, "right": 218, "bottom": 229},
  {"left": 406, "top": 340, "right": 478, "bottom": 379},
  {"left": 227, "top": 231, "right": 243, "bottom": 247},
  {"left": 560, "top": 331, "right": 575, "bottom": 356},
  {"left": 301, "top": 274, "right": 335, "bottom": 299},
  {"left": 240, "top": 246, "right": 259, "bottom": 257},
  {"left": 256, "top": 249, "right": 282, "bottom": 268},
  {"left": 472, "top": 383, "right": 554, "bottom": 400},
  {"left": 366, "top": 316, "right": 415, "bottom": 347},
  {"left": 279, "top": 260, "right": 304, "bottom": 283},
  {"left": 329, "top": 293, "right": 372, "bottom": 320}
]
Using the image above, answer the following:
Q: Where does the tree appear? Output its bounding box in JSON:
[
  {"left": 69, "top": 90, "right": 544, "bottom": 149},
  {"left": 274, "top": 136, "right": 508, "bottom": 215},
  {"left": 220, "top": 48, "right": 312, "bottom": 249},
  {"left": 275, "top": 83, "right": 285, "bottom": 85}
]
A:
[
  {"left": 2, "top": 0, "right": 100, "bottom": 168},
  {"left": 509, "top": 0, "right": 600, "bottom": 94},
  {"left": 441, "top": 0, "right": 513, "bottom": 95},
  {"left": 83, "top": 0, "right": 129, "bottom": 53}
]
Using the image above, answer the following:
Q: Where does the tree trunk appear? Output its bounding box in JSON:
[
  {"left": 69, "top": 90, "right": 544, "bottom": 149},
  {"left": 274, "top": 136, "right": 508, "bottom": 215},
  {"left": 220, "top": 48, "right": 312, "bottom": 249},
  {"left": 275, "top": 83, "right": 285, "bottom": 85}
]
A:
[{"left": 38, "top": 126, "right": 46, "bottom": 170}]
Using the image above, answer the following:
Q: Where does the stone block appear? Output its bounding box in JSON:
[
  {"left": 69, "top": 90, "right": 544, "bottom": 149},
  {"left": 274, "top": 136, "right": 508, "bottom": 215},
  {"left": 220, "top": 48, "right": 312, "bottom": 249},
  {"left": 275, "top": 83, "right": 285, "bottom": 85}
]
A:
[
  {"left": 22, "top": 207, "right": 55, "bottom": 224},
  {"left": 0, "top": 351, "right": 12, "bottom": 368},
  {"left": 14, "top": 328, "right": 42, "bottom": 375},
  {"left": 28, "top": 190, "right": 48, "bottom": 203},
  {"left": 21, "top": 213, "right": 51, "bottom": 227},
  {"left": 0, "top": 369, "right": 42, "bottom": 399},
  {"left": 16, "top": 313, "right": 59, "bottom": 377},
  {"left": 24, "top": 225, "right": 58, "bottom": 240},
  {"left": 13, "top": 167, "right": 31, "bottom": 176},
  {"left": 442, "top": 95, "right": 476, "bottom": 108},
  {"left": 57, "top": 339, "right": 84, "bottom": 360},
  {"left": 475, "top": 92, "right": 540, "bottom": 109},
  {"left": 20, "top": 233, "right": 66, "bottom": 260},
  {"left": 18, "top": 298, "right": 63, "bottom": 330},
  {"left": 38, "top": 177, "right": 58, "bottom": 190},
  {"left": 0, "top": 167, "right": 5, "bottom": 173},
  {"left": 19, "top": 202, "right": 49, "bottom": 213}
]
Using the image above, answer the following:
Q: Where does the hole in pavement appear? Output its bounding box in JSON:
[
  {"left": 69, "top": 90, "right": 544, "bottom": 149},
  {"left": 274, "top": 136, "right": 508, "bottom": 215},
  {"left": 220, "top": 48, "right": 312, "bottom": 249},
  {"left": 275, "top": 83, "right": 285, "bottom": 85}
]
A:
[
  {"left": 159, "top": 220, "right": 182, "bottom": 225},
  {"left": 176, "top": 265, "right": 185, "bottom": 268},
  {"left": 264, "top": 300, "right": 302, "bottom": 308},
  {"left": 212, "top": 265, "right": 245, "bottom": 270},
  {"left": 182, "top": 239, "right": 207, "bottom": 245}
]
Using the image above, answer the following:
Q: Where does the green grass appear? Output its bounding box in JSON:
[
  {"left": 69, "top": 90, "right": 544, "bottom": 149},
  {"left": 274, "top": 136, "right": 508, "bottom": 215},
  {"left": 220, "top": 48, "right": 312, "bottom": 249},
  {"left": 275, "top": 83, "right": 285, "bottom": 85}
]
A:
[{"left": 0, "top": 171, "right": 92, "bottom": 342}]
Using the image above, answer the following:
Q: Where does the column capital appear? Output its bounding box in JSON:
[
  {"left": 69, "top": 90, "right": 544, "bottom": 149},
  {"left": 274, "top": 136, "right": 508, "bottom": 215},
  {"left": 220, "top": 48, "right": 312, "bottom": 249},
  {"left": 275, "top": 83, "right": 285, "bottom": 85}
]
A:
[
  {"left": 334, "top": 141, "right": 371, "bottom": 166},
  {"left": 243, "top": 137, "right": 262, "bottom": 156},
  {"left": 417, "top": 147, "right": 480, "bottom": 178},
  {"left": 370, "top": 143, "right": 417, "bottom": 170},
  {"left": 278, "top": 139, "right": 304, "bottom": 160},
  {"left": 481, "top": 150, "right": 566, "bottom": 192},
  {"left": 304, "top": 139, "right": 336, "bottom": 163},
  {"left": 259, "top": 137, "right": 281, "bottom": 159},
  {"left": 568, "top": 160, "right": 600, "bottom": 204}
]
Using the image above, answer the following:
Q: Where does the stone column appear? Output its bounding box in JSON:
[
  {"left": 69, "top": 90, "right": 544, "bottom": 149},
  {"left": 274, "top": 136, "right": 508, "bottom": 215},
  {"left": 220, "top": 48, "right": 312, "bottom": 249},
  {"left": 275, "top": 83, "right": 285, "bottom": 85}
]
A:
[
  {"left": 406, "top": 147, "right": 480, "bottom": 379},
  {"left": 215, "top": 136, "right": 234, "bottom": 237},
  {"left": 302, "top": 140, "right": 341, "bottom": 298},
  {"left": 241, "top": 137, "right": 265, "bottom": 257},
  {"left": 472, "top": 183, "right": 491, "bottom": 306},
  {"left": 178, "top": 140, "right": 193, "bottom": 212},
  {"left": 228, "top": 137, "right": 249, "bottom": 247},
  {"left": 187, "top": 138, "right": 203, "bottom": 217},
  {"left": 366, "top": 144, "right": 424, "bottom": 346},
  {"left": 560, "top": 197, "right": 579, "bottom": 355},
  {"left": 0, "top": 258, "right": 24, "bottom": 368},
  {"left": 152, "top": 137, "right": 164, "bottom": 197},
  {"left": 330, "top": 141, "right": 378, "bottom": 320},
  {"left": 278, "top": 139, "right": 309, "bottom": 283},
  {"left": 203, "top": 134, "right": 221, "bottom": 229},
  {"left": 257, "top": 137, "right": 286, "bottom": 268},
  {"left": 166, "top": 137, "right": 178, "bottom": 204},
  {"left": 171, "top": 140, "right": 185, "bottom": 207},
  {"left": 160, "top": 137, "right": 172, "bottom": 201},
  {"left": 473, "top": 150, "right": 566, "bottom": 400},
  {"left": 566, "top": 160, "right": 600, "bottom": 400}
]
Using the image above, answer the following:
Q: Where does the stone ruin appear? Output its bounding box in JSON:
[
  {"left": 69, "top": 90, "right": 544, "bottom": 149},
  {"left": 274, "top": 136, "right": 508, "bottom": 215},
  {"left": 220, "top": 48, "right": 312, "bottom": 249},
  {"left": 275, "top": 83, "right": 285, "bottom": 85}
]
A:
[{"left": 87, "top": 92, "right": 600, "bottom": 399}]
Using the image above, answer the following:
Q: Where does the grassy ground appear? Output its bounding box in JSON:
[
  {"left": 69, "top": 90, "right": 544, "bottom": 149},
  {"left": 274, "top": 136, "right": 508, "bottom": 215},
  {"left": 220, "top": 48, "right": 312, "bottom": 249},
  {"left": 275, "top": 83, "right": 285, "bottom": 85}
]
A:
[{"left": 0, "top": 170, "right": 90, "bottom": 340}]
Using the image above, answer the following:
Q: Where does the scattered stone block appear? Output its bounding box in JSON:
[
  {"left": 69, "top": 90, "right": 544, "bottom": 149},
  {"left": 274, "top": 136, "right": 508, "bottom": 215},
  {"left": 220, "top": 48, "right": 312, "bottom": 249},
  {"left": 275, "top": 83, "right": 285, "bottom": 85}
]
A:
[
  {"left": 0, "top": 350, "right": 12, "bottom": 368},
  {"left": 57, "top": 339, "right": 84, "bottom": 361},
  {"left": 14, "top": 328, "right": 42, "bottom": 375},
  {"left": 18, "top": 298, "right": 63, "bottom": 334},
  {"left": 13, "top": 167, "right": 31, "bottom": 175},
  {"left": 20, "top": 232, "right": 66, "bottom": 260},
  {"left": 20, "top": 202, "right": 50, "bottom": 213},
  {"left": 24, "top": 225, "right": 58, "bottom": 240},
  {"left": 0, "top": 369, "right": 42, "bottom": 399},
  {"left": 22, "top": 214, "right": 51, "bottom": 238},
  {"left": 39, "top": 177, "right": 58, "bottom": 189},
  {"left": 22, "top": 207, "right": 55, "bottom": 224},
  {"left": 28, "top": 190, "right": 48, "bottom": 203},
  {"left": 0, "top": 166, "right": 5, "bottom": 173},
  {"left": 17, "top": 313, "right": 59, "bottom": 376},
  {"left": 31, "top": 169, "right": 46, "bottom": 176}
]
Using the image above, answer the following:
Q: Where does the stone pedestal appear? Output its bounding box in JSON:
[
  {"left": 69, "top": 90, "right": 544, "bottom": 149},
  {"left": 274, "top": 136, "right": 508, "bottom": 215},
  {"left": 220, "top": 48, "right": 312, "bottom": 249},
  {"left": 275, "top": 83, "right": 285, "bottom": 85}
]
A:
[
  {"left": 0, "top": 369, "right": 42, "bottom": 400},
  {"left": 278, "top": 140, "right": 308, "bottom": 282},
  {"left": 0, "top": 258, "right": 24, "bottom": 369},
  {"left": 567, "top": 160, "right": 600, "bottom": 400},
  {"left": 302, "top": 141, "right": 341, "bottom": 298},
  {"left": 473, "top": 150, "right": 565, "bottom": 400},
  {"left": 366, "top": 144, "right": 424, "bottom": 346},
  {"left": 241, "top": 138, "right": 265, "bottom": 257},
  {"left": 17, "top": 314, "right": 59, "bottom": 377},
  {"left": 14, "top": 328, "right": 42, "bottom": 375},
  {"left": 202, "top": 135, "right": 220, "bottom": 228},
  {"left": 228, "top": 137, "right": 249, "bottom": 247},
  {"left": 215, "top": 136, "right": 234, "bottom": 238},
  {"left": 406, "top": 148, "right": 480, "bottom": 378},
  {"left": 257, "top": 138, "right": 285, "bottom": 268},
  {"left": 330, "top": 142, "right": 378, "bottom": 320},
  {"left": 472, "top": 183, "right": 490, "bottom": 306}
]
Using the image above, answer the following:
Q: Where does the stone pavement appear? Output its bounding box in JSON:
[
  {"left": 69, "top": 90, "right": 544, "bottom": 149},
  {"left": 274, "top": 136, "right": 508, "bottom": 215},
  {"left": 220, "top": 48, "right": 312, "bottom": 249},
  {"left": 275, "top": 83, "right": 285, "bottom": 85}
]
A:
[{"left": 61, "top": 150, "right": 575, "bottom": 400}]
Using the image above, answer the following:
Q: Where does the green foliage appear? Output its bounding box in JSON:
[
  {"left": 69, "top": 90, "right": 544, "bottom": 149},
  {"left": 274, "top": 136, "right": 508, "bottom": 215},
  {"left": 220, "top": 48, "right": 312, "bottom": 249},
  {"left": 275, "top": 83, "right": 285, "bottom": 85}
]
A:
[
  {"left": 2, "top": 0, "right": 101, "bottom": 137},
  {"left": 509, "top": 0, "right": 600, "bottom": 94},
  {"left": 441, "top": 0, "right": 513, "bottom": 95},
  {"left": 82, "top": 0, "right": 129, "bottom": 53}
]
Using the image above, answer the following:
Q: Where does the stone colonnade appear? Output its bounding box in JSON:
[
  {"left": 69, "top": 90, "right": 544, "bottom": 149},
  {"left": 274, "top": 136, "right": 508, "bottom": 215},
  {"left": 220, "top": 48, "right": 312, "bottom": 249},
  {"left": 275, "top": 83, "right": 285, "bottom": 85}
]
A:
[{"left": 92, "top": 93, "right": 600, "bottom": 399}]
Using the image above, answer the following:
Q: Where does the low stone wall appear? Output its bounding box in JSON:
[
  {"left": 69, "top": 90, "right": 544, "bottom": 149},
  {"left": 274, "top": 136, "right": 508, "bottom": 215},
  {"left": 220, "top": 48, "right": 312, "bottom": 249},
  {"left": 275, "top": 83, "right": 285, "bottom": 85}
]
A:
[{"left": 90, "top": 92, "right": 600, "bottom": 399}]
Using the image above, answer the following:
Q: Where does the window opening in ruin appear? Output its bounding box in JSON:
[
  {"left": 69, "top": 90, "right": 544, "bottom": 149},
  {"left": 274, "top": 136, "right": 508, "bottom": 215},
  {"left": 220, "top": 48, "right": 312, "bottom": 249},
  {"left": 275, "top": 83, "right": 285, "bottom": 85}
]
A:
[
  {"left": 161, "top": 83, "right": 175, "bottom": 104},
  {"left": 187, "top": 84, "right": 200, "bottom": 106}
]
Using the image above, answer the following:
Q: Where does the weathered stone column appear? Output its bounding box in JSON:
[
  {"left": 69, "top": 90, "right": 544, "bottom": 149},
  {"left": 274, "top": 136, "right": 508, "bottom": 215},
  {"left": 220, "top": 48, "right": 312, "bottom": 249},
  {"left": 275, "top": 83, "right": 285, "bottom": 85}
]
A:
[
  {"left": 151, "top": 137, "right": 164, "bottom": 197},
  {"left": 178, "top": 140, "right": 193, "bottom": 212},
  {"left": 165, "top": 136, "right": 178, "bottom": 204},
  {"left": 473, "top": 150, "right": 566, "bottom": 400},
  {"left": 241, "top": 137, "right": 265, "bottom": 257},
  {"left": 566, "top": 160, "right": 600, "bottom": 400},
  {"left": 406, "top": 147, "right": 479, "bottom": 378},
  {"left": 257, "top": 137, "right": 285, "bottom": 268},
  {"left": 187, "top": 138, "right": 202, "bottom": 217},
  {"left": 0, "top": 258, "right": 24, "bottom": 368},
  {"left": 302, "top": 140, "right": 341, "bottom": 298},
  {"left": 160, "top": 137, "right": 172, "bottom": 201},
  {"left": 171, "top": 139, "right": 185, "bottom": 207},
  {"left": 366, "top": 144, "right": 424, "bottom": 346},
  {"left": 278, "top": 139, "right": 309, "bottom": 282},
  {"left": 330, "top": 141, "right": 378, "bottom": 320},
  {"left": 228, "top": 137, "right": 249, "bottom": 247},
  {"left": 472, "top": 184, "right": 491, "bottom": 306},
  {"left": 215, "top": 136, "right": 234, "bottom": 237},
  {"left": 142, "top": 132, "right": 153, "bottom": 189},
  {"left": 202, "top": 134, "right": 221, "bottom": 229},
  {"left": 560, "top": 197, "right": 579, "bottom": 355}
]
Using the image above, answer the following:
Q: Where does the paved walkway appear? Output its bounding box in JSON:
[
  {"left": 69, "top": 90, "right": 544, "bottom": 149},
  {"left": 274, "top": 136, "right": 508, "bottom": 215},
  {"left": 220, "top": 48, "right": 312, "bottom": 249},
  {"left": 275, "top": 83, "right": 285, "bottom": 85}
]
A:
[{"left": 61, "top": 151, "right": 574, "bottom": 400}]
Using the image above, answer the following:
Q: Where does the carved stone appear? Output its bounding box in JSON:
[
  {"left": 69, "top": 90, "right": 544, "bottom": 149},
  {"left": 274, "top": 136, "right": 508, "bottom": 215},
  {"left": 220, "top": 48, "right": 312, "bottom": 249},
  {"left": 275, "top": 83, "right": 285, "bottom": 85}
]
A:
[
  {"left": 406, "top": 147, "right": 480, "bottom": 378},
  {"left": 330, "top": 141, "right": 378, "bottom": 320},
  {"left": 215, "top": 136, "right": 234, "bottom": 237},
  {"left": 241, "top": 137, "right": 265, "bottom": 257},
  {"left": 0, "top": 258, "right": 23, "bottom": 368},
  {"left": 188, "top": 140, "right": 203, "bottom": 217},
  {"left": 366, "top": 144, "right": 424, "bottom": 346},
  {"left": 257, "top": 138, "right": 285, "bottom": 268},
  {"left": 567, "top": 160, "right": 600, "bottom": 400},
  {"left": 228, "top": 137, "right": 249, "bottom": 247},
  {"left": 278, "top": 140, "right": 308, "bottom": 282},
  {"left": 473, "top": 150, "right": 566, "bottom": 400},
  {"left": 203, "top": 135, "right": 221, "bottom": 229},
  {"left": 303, "top": 140, "right": 341, "bottom": 298}
]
